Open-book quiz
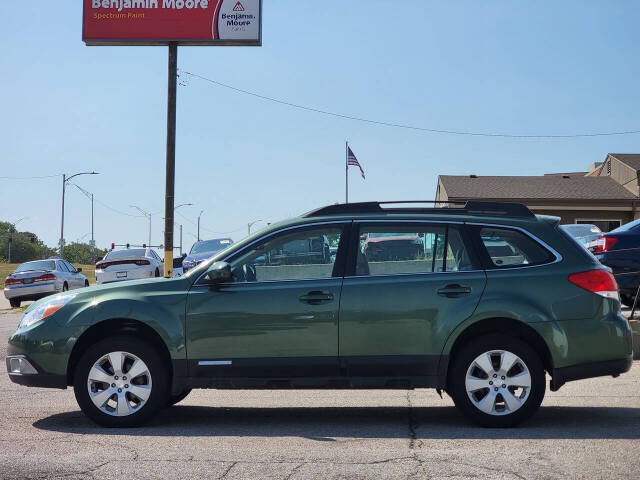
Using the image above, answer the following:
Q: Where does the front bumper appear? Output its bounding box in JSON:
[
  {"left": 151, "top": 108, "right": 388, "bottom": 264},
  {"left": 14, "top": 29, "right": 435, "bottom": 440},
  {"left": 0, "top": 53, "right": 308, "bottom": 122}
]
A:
[
  {"left": 551, "top": 354, "right": 633, "bottom": 391},
  {"left": 6, "top": 355, "right": 67, "bottom": 389}
]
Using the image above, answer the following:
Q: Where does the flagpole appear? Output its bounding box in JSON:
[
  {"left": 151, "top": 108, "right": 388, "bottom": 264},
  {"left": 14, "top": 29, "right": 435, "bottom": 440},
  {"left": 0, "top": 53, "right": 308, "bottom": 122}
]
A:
[{"left": 345, "top": 140, "right": 349, "bottom": 203}]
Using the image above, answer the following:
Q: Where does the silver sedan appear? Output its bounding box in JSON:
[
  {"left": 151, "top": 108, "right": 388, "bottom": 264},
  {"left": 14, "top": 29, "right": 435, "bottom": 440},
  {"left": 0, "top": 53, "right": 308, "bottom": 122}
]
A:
[{"left": 3, "top": 258, "right": 88, "bottom": 308}]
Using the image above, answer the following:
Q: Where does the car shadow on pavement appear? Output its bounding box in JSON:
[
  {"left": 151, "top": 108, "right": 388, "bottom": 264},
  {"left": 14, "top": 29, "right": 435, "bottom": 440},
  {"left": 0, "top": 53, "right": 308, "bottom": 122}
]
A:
[{"left": 33, "top": 405, "right": 640, "bottom": 439}]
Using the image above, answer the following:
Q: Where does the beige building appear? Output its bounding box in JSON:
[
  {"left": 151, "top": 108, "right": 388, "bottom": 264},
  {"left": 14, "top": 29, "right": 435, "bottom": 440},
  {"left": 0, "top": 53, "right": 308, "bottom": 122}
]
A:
[{"left": 435, "top": 154, "right": 640, "bottom": 232}]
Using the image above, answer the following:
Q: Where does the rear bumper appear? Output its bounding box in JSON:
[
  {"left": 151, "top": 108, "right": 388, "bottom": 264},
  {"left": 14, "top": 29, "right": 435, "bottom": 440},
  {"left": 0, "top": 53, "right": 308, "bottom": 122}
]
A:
[
  {"left": 4, "top": 282, "right": 58, "bottom": 300},
  {"left": 551, "top": 355, "right": 633, "bottom": 391},
  {"left": 96, "top": 267, "right": 155, "bottom": 284}
]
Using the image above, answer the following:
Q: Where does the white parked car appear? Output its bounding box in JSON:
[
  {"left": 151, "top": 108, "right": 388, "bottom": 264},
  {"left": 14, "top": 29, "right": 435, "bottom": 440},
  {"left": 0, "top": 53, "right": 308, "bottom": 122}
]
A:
[
  {"left": 4, "top": 258, "right": 89, "bottom": 308},
  {"left": 95, "top": 248, "right": 164, "bottom": 285}
]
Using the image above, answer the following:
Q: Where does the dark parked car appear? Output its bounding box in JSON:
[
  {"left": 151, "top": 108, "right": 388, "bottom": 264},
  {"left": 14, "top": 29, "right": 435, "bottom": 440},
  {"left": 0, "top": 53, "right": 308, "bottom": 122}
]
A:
[
  {"left": 363, "top": 232, "right": 424, "bottom": 261},
  {"left": 182, "top": 238, "right": 233, "bottom": 273},
  {"left": 588, "top": 219, "right": 640, "bottom": 306}
]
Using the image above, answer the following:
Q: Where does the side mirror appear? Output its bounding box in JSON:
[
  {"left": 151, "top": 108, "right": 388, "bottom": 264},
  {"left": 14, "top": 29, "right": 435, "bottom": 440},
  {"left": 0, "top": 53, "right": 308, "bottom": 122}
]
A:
[
  {"left": 205, "top": 261, "right": 232, "bottom": 284},
  {"left": 76, "top": 267, "right": 83, "bottom": 273}
]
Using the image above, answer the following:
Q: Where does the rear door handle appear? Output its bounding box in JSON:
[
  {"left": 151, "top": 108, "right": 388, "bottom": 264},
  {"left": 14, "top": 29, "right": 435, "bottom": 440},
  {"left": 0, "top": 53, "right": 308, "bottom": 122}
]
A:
[
  {"left": 299, "top": 291, "right": 334, "bottom": 304},
  {"left": 437, "top": 284, "right": 472, "bottom": 298}
]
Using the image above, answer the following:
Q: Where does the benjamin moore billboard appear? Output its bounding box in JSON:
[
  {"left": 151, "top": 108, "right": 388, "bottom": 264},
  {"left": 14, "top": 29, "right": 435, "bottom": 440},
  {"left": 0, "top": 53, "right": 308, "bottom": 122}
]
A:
[{"left": 83, "top": 0, "right": 261, "bottom": 45}]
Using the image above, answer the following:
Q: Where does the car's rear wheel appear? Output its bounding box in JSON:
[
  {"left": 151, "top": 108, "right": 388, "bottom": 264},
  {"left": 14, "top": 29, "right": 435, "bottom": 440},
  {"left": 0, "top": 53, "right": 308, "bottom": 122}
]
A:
[
  {"left": 73, "top": 336, "right": 169, "bottom": 427},
  {"left": 9, "top": 298, "right": 20, "bottom": 308},
  {"left": 620, "top": 294, "right": 635, "bottom": 308},
  {"left": 155, "top": 268, "right": 160, "bottom": 277},
  {"left": 62, "top": 283, "right": 68, "bottom": 292},
  {"left": 449, "top": 334, "right": 545, "bottom": 427},
  {"left": 168, "top": 388, "right": 192, "bottom": 406},
  {"left": 84, "top": 280, "right": 90, "bottom": 287}
]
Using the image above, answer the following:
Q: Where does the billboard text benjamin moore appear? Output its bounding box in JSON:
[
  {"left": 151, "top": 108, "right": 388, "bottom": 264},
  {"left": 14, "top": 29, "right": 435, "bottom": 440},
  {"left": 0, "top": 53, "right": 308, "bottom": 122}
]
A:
[{"left": 83, "top": 0, "right": 261, "bottom": 46}]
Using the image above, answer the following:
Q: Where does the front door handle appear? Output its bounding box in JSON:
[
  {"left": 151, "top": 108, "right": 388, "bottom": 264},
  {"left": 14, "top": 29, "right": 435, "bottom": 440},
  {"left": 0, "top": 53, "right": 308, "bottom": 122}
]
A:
[
  {"left": 437, "top": 284, "right": 472, "bottom": 298},
  {"left": 299, "top": 291, "right": 334, "bottom": 304}
]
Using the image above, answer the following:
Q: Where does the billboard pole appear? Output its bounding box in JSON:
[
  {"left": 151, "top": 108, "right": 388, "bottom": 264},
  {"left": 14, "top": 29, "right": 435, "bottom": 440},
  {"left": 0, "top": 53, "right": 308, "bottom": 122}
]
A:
[{"left": 163, "top": 42, "right": 178, "bottom": 277}]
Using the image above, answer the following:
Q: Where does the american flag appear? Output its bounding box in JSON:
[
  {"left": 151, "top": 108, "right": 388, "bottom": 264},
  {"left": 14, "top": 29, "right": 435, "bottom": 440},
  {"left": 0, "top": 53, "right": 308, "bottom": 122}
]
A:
[{"left": 347, "top": 146, "right": 365, "bottom": 179}]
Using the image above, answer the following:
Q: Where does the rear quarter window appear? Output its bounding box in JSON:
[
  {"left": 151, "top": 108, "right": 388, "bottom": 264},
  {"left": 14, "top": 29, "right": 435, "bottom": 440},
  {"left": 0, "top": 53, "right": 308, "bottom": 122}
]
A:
[{"left": 479, "top": 227, "right": 554, "bottom": 268}]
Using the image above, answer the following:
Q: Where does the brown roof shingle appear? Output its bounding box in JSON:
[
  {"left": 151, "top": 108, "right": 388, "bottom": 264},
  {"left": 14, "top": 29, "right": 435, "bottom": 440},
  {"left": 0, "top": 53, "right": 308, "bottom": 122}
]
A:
[
  {"left": 439, "top": 175, "right": 637, "bottom": 201},
  {"left": 609, "top": 154, "right": 640, "bottom": 171}
]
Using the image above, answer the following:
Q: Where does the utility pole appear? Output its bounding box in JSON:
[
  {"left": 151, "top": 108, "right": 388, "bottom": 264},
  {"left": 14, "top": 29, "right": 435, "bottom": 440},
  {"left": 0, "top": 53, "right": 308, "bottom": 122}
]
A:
[
  {"left": 163, "top": 41, "right": 178, "bottom": 277},
  {"left": 179, "top": 224, "right": 183, "bottom": 255},
  {"left": 59, "top": 172, "right": 99, "bottom": 258}
]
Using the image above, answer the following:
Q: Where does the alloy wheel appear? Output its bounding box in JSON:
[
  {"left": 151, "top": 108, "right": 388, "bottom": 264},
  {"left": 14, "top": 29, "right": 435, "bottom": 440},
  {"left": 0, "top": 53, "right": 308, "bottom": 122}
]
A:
[
  {"left": 465, "top": 349, "right": 532, "bottom": 416},
  {"left": 86, "top": 351, "right": 152, "bottom": 417}
]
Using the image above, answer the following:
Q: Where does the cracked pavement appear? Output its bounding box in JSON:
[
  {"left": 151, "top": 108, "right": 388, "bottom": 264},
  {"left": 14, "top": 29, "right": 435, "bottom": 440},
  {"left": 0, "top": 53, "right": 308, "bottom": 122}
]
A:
[{"left": 1, "top": 313, "right": 639, "bottom": 479}]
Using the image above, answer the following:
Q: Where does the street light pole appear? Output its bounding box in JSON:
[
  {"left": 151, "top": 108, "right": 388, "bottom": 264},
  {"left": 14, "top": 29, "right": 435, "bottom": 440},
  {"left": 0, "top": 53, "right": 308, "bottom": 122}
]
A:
[
  {"left": 248, "top": 219, "right": 263, "bottom": 236},
  {"left": 130, "top": 205, "right": 152, "bottom": 246},
  {"left": 7, "top": 218, "right": 27, "bottom": 264},
  {"left": 197, "top": 210, "right": 204, "bottom": 241},
  {"left": 59, "top": 171, "right": 99, "bottom": 258}
]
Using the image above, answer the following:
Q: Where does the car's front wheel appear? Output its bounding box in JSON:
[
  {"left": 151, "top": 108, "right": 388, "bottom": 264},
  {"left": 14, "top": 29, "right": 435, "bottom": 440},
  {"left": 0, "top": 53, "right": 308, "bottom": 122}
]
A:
[
  {"left": 168, "top": 388, "right": 192, "bottom": 406},
  {"left": 449, "top": 334, "right": 545, "bottom": 427},
  {"left": 73, "top": 336, "right": 169, "bottom": 427}
]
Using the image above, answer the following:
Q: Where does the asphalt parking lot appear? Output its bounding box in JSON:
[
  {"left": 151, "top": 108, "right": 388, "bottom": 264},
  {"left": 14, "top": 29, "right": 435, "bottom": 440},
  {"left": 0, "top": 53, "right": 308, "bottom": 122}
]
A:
[{"left": 1, "top": 312, "right": 639, "bottom": 480}]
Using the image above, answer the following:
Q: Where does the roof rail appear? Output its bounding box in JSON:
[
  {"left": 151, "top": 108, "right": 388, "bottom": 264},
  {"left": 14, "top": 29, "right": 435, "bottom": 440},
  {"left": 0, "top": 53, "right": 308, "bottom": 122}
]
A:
[{"left": 302, "top": 200, "right": 535, "bottom": 218}]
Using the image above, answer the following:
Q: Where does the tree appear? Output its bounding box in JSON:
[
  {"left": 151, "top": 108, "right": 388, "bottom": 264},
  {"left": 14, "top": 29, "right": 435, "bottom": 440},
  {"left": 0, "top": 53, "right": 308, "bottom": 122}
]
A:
[
  {"left": 0, "top": 221, "right": 56, "bottom": 263},
  {"left": 63, "top": 242, "right": 108, "bottom": 265}
]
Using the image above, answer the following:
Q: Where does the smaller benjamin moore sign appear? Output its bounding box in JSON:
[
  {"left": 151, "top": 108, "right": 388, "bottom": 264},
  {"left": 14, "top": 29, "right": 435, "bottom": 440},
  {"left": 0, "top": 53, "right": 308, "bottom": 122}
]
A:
[{"left": 83, "top": 0, "right": 261, "bottom": 46}]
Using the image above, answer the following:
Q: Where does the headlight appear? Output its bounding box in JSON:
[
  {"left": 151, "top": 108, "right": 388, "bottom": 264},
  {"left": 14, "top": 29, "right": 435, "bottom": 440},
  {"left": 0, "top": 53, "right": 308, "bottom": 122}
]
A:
[{"left": 19, "top": 294, "right": 76, "bottom": 330}]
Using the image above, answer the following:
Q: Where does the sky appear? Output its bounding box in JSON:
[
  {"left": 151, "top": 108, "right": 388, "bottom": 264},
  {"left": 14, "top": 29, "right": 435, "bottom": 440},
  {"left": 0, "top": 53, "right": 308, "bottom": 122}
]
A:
[{"left": 2, "top": 1, "right": 640, "bottom": 254}]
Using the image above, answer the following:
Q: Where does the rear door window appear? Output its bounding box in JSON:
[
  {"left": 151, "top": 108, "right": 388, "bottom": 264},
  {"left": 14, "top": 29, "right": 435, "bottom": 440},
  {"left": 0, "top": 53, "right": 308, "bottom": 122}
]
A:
[
  {"left": 479, "top": 227, "right": 554, "bottom": 267},
  {"left": 354, "top": 224, "right": 475, "bottom": 276}
]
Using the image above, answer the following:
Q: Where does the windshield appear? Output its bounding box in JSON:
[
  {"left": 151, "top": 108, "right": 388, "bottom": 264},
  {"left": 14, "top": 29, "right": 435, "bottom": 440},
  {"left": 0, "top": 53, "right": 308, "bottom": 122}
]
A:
[
  {"left": 190, "top": 239, "right": 232, "bottom": 255},
  {"left": 105, "top": 249, "right": 146, "bottom": 259},
  {"left": 560, "top": 224, "right": 601, "bottom": 237},
  {"left": 610, "top": 218, "right": 640, "bottom": 233},
  {"left": 15, "top": 260, "right": 56, "bottom": 272}
]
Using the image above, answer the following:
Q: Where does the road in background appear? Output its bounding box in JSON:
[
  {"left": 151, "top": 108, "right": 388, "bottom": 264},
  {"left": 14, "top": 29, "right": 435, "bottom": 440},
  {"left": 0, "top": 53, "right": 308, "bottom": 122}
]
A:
[{"left": 0, "top": 313, "right": 638, "bottom": 479}]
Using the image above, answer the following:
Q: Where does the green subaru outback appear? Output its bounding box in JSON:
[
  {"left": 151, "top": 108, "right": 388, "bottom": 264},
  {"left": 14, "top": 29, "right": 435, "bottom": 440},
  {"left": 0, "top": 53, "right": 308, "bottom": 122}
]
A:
[{"left": 6, "top": 201, "right": 633, "bottom": 427}]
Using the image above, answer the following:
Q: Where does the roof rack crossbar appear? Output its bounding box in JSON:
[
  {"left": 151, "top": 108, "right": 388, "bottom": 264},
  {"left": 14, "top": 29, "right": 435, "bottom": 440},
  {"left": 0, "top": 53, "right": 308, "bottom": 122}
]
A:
[{"left": 302, "top": 200, "right": 534, "bottom": 218}]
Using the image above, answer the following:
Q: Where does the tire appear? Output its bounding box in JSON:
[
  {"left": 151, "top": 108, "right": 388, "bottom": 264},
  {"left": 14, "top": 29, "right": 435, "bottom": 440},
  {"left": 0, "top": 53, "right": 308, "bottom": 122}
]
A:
[
  {"left": 620, "top": 294, "right": 635, "bottom": 308},
  {"left": 9, "top": 298, "right": 20, "bottom": 308},
  {"left": 448, "top": 334, "right": 545, "bottom": 428},
  {"left": 168, "top": 388, "right": 192, "bottom": 406},
  {"left": 62, "top": 283, "right": 68, "bottom": 292},
  {"left": 155, "top": 268, "right": 160, "bottom": 277},
  {"left": 73, "top": 335, "right": 169, "bottom": 427},
  {"left": 84, "top": 280, "right": 90, "bottom": 288}
]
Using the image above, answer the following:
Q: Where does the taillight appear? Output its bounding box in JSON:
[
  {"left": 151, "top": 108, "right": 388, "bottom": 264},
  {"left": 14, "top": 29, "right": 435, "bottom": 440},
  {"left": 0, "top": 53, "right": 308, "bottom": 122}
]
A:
[
  {"left": 134, "top": 260, "right": 150, "bottom": 266},
  {"left": 33, "top": 273, "right": 56, "bottom": 282},
  {"left": 568, "top": 269, "right": 619, "bottom": 300},
  {"left": 96, "top": 262, "right": 105, "bottom": 270},
  {"left": 4, "top": 277, "right": 21, "bottom": 286},
  {"left": 588, "top": 236, "right": 618, "bottom": 253}
]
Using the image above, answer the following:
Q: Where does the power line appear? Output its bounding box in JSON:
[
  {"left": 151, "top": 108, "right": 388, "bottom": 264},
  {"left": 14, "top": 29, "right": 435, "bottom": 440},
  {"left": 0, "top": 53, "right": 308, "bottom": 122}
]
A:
[
  {"left": 176, "top": 210, "right": 246, "bottom": 235},
  {"left": 180, "top": 69, "right": 640, "bottom": 139},
  {"left": 69, "top": 184, "right": 143, "bottom": 218}
]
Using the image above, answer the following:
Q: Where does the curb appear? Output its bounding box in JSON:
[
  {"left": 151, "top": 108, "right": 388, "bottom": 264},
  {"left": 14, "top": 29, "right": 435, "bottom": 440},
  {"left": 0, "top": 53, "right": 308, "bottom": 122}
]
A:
[{"left": 630, "top": 320, "right": 640, "bottom": 360}]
